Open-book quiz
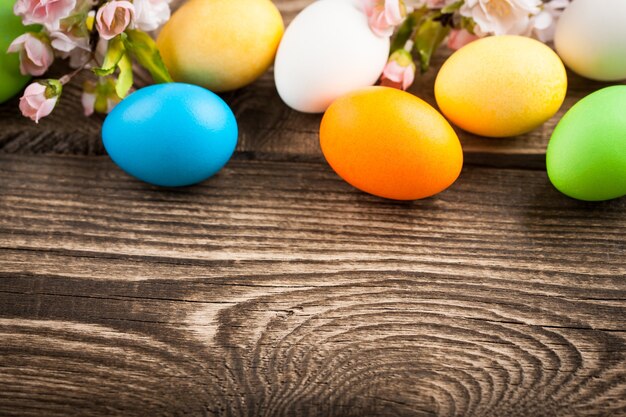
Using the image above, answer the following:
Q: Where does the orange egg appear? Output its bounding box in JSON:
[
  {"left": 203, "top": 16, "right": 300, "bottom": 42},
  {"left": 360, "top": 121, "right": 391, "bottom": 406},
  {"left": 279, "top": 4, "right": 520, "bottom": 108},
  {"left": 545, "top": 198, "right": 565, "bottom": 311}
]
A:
[{"left": 320, "top": 87, "right": 463, "bottom": 200}]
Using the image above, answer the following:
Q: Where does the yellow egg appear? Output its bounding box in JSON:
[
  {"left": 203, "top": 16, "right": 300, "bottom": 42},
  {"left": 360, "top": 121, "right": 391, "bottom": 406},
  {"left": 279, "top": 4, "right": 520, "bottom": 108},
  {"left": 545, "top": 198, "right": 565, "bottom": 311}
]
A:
[
  {"left": 157, "top": 0, "right": 284, "bottom": 92},
  {"left": 435, "top": 35, "right": 567, "bottom": 138}
]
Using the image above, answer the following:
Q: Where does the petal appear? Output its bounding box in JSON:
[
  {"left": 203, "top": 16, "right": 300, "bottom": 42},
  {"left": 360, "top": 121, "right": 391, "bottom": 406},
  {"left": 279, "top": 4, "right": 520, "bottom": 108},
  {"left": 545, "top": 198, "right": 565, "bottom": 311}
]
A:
[
  {"left": 7, "top": 34, "right": 28, "bottom": 53},
  {"left": 81, "top": 92, "right": 96, "bottom": 116},
  {"left": 513, "top": 0, "right": 540, "bottom": 13},
  {"left": 31, "top": 2, "right": 48, "bottom": 20},
  {"left": 384, "top": 0, "right": 404, "bottom": 25},
  {"left": 13, "top": 0, "right": 29, "bottom": 16},
  {"left": 383, "top": 61, "right": 405, "bottom": 83},
  {"left": 550, "top": 0, "right": 570, "bottom": 9},
  {"left": 96, "top": 6, "right": 116, "bottom": 39},
  {"left": 24, "top": 36, "right": 45, "bottom": 66},
  {"left": 533, "top": 11, "right": 553, "bottom": 30},
  {"left": 369, "top": 9, "right": 395, "bottom": 37},
  {"left": 19, "top": 98, "right": 38, "bottom": 121},
  {"left": 24, "top": 82, "right": 47, "bottom": 97},
  {"left": 22, "top": 59, "right": 45, "bottom": 76},
  {"left": 361, "top": 0, "right": 376, "bottom": 15},
  {"left": 133, "top": 0, "right": 145, "bottom": 15},
  {"left": 102, "top": 3, "right": 117, "bottom": 26},
  {"left": 50, "top": 32, "right": 74, "bottom": 52},
  {"left": 508, "top": 14, "right": 531, "bottom": 35},
  {"left": 25, "top": 90, "right": 45, "bottom": 108},
  {"left": 402, "top": 66, "right": 415, "bottom": 90},
  {"left": 34, "top": 97, "right": 58, "bottom": 123}
]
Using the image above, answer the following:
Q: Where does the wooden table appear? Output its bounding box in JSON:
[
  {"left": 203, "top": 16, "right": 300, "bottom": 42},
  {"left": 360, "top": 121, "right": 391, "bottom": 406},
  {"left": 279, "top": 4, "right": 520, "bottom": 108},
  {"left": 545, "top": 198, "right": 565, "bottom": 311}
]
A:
[{"left": 1, "top": 2, "right": 625, "bottom": 415}]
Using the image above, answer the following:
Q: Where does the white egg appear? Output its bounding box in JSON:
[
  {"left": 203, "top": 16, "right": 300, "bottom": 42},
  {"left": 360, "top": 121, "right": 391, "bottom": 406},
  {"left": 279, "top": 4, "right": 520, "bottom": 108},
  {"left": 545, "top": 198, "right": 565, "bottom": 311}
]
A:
[
  {"left": 555, "top": 0, "right": 626, "bottom": 81},
  {"left": 274, "top": 0, "right": 390, "bottom": 113}
]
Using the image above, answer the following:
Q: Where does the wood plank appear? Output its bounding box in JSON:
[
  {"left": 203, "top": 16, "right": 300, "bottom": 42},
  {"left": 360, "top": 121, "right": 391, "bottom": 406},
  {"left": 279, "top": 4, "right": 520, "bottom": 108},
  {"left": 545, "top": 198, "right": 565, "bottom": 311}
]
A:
[
  {"left": 0, "top": 0, "right": 623, "bottom": 167},
  {"left": 0, "top": 154, "right": 624, "bottom": 416}
]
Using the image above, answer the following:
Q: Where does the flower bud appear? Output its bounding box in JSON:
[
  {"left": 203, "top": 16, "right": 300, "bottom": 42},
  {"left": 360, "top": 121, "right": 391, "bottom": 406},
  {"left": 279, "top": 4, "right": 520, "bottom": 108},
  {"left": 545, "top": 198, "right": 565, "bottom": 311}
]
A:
[
  {"left": 96, "top": 1, "right": 135, "bottom": 40},
  {"left": 7, "top": 32, "right": 54, "bottom": 76},
  {"left": 380, "top": 48, "right": 416, "bottom": 90},
  {"left": 363, "top": 0, "right": 406, "bottom": 37},
  {"left": 19, "top": 80, "right": 62, "bottom": 123},
  {"left": 13, "top": 0, "right": 77, "bottom": 30}
]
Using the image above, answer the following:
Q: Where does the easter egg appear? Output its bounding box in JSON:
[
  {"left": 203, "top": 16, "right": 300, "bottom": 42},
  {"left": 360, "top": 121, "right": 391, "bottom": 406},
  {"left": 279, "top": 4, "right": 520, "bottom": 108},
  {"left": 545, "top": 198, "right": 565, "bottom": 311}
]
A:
[
  {"left": 274, "top": 0, "right": 390, "bottom": 113},
  {"left": 157, "top": 0, "right": 284, "bottom": 92},
  {"left": 555, "top": 0, "right": 626, "bottom": 82},
  {"left": 546, "top": 86, "right": 626, "bottom": 201},
  {"left": 102, "top": 83, "right": 238, "bottom": 187},
  {"left": 0, "top": 0, "right": 31, "bottom": 103},
  {"left": 320, "top": 87, "right": 463, "bottom": 200},
  {"left": 435, "top": 35, "right": 567, "bottom": 138}
]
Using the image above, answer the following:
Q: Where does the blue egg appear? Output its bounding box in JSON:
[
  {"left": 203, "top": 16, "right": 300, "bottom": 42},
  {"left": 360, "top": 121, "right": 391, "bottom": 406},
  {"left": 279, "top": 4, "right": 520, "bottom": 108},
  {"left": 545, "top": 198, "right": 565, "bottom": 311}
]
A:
[{"left": 102, "top": 83, "right": 238, "bottom": 187}]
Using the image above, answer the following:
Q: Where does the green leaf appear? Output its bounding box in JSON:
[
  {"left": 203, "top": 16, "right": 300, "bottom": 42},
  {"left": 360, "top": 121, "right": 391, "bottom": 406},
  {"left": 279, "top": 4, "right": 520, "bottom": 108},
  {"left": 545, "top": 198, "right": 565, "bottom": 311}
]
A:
[
  {"left": 42, "top": 79, "right": 63, "bottom": 99},
  {"left": 460, "top": 16, "right": 477, "bottom": 33},
  {"left": 441, "top": 0, "right": 463, "bottom": 14},
  {"left": 93, "top": 35, "right": 126, "bottom": 77},
  {"left": 390, "top": 15, "right": 416, "bottom": 53},
  {"left": 93, "top": 78, "right": 118, "bottom": 114},
  {"left": 115, "top": 53, "right": 133, "bottom": 99},
  {"left": 94, "top": 90, "right": 109, "bottom": 114},
  {"left": 124, "top": 29, "right": 173, "bottom": 84},
  {"left": 414, "top": 18, "right": 450, "bottom": 74},
  {"left": 390, "top": 8, "right": 430, "bottom": 52}
]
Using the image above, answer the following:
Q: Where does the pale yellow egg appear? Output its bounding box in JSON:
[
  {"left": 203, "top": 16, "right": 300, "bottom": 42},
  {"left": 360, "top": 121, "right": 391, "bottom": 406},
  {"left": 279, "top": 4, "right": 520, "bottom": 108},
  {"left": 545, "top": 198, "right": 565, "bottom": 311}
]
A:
[
  {"left": 157, "top": 0, "right": 284, "bottom": 92},
  {"left": 435, "top": 36, "right": 567, "bottom": 138}
]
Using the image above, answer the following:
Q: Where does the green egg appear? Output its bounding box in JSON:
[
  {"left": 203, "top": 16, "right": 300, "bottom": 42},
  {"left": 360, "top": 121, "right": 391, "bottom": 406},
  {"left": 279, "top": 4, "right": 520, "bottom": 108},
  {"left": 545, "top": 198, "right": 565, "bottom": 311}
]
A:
[
  {"left": 0, "top": 0, "right": 32, "bottom": 104},
  {"left": 546, "top": 85, "right": 626, "bottom": 201}
]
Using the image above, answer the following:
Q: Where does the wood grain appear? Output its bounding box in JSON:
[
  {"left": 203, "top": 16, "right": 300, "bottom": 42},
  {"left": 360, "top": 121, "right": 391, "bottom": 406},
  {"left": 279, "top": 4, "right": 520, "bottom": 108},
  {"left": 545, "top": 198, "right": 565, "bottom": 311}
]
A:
[
  {"left": 0, "top": 154, "right": 625, "bottom": 416},
  {"left": 1, "top": 1, "right": 625, "bottom": 415}
]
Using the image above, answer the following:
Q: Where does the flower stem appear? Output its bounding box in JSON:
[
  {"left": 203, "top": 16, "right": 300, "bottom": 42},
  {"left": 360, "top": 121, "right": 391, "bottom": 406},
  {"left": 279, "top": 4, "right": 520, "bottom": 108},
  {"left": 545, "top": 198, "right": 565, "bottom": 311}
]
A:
[{"left": 59, "top": 53, "right": 95, "bottom": 85}]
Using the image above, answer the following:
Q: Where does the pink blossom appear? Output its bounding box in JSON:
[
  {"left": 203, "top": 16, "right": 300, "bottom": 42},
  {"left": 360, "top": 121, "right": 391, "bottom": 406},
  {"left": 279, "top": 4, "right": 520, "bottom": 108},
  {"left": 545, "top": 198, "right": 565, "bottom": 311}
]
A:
[
  {"left": 96, "top": 1, "right": 135, "bottom": 40},
  {"left": 81, "top": 89, "right": 96, "bottom": 116},
  {"left": 531, "top": 0, "right": 570, "bottom": 42},
  {"left": 424, "top": 0, "right": 458, "bottom": 8},
  {"left": 447, "top": 29, "right": 479, "bottom": 50},
  {"left": 363, "top": 0, "right": 406, "bottom": 37},
  {"left": 133, "top": 0, "right": 170, "bottom": 31},
  {"left": 380, "top": 49, "right": 415, "bottom": 90},
  {"left": 13, "top": 0, "right": 77, "bottom": 29},
  {"left": 50, "top": 31, "right": 91, "bottom": 68},
  {"left": 460, "top": 0, "right": 541, "bottom": 36},
  {"left": 19, "top": 82, "right": 59, "bottom": 123},
  {"left": 7, "top": 33, "right": 54, "bottom": 76}
]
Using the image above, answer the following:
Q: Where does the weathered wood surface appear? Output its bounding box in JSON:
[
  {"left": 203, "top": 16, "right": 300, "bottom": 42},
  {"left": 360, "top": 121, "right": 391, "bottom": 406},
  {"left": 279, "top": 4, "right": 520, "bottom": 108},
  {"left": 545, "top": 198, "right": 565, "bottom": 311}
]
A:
[
  {"left": 0, "top": 1, "right": 625, "bottom": 416},
  {"left": 1, "top": 155, "right": 625, "bottom": 417}
]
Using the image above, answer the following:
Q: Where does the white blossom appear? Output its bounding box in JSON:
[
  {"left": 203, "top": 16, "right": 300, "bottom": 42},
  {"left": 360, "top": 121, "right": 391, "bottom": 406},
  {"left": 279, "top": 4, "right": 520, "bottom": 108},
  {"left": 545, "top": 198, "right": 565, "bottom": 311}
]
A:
[
  {"left": 531, "top": 0, "right": 570, "bottom": 42},
  {"left": 133, "top": 0, "right": 170, "bottom": 32},
  {"left": 460, "top": 0, "right": 541, "bottom": 36}
]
